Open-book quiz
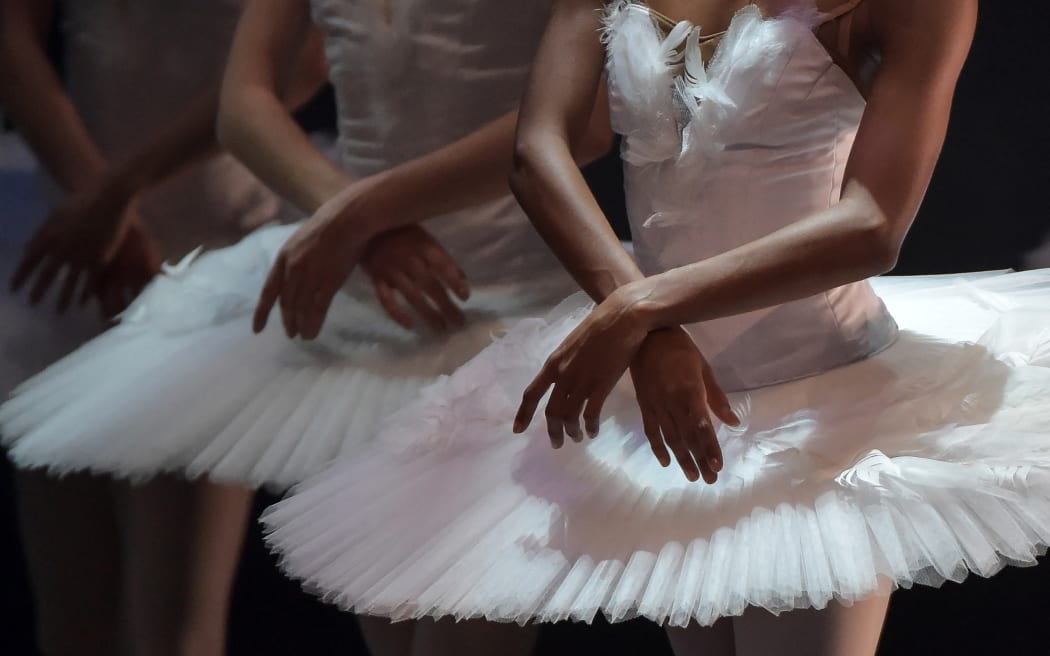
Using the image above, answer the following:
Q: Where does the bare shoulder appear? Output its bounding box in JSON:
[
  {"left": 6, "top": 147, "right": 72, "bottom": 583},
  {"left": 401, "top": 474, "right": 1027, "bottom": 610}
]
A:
[{"left": 868, "top": 0, "right": 977, "bottom": 70}]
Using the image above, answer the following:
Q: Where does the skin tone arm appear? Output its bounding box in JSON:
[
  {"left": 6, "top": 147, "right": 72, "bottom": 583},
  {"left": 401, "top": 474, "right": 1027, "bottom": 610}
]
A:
[
  {"left": 0, "top": 0, "right": 104, "bottom": 192},
  {"left": 508, "top": 0, "right": 738, "bottom": 483},
  {"left": 509, "top": 0, "right": 642, "bottom": 304},
  {"left": 513, "top": 0, "right": 976, "bottom": 482},
  {"left": 222, "top": 0, "right": 473, "bottom": 335},
  {"left": 623, "top": 0, "right": 977, "bottom": 330},
  {"left": 2, "top": 0, "right": 326, "bottom": 312},
  {"left": 244, "top": 0, "right": 615, "bottom": 340},
  {"left": 217, "top": 0, "right": 338, "bottom": 214},
  {"left": 0, "top": 0, "right": 160, "bottom": 313}
]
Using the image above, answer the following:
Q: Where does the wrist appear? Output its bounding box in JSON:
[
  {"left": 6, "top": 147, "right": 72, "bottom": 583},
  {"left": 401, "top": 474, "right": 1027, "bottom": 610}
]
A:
[
  {"left": 66, "top": 159, "right": 110, "bottom": 195},
  {"left": 611, "top": 278, "right": 663, "bottom": 334},
  {"left": 351, "top": 170, "right": 405, "bottom": 236},
  {"left": 101, "top": 166, "right": 141, "bottom": 207}
]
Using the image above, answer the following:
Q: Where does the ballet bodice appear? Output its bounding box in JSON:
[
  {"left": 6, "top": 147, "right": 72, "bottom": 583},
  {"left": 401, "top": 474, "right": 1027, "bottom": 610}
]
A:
[
  {"left": 605, "top": 1, "right": 898, "bottom": 390},
  {"left": 60, "top": 1, "right": 283, "bottom": 257},
  {"left": 309, "top": 0, "right": 567, "bottom": 287}
]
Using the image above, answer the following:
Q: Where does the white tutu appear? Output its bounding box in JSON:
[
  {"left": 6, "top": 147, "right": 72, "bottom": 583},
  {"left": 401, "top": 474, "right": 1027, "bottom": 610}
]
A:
[
  {"left": 262, "top": 270, "right": 1050, "bottom": 627},
  {"left": 0, "top": 222, "right": 574, "bottom": 489},
  {"left": 0, "top": 0, "right": 580, "bottom": 490}
]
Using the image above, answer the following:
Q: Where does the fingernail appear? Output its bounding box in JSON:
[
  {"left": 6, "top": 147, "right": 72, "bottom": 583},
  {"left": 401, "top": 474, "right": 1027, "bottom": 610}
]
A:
[
  {"left": 711, "top": 457, "right": 723, "bottom": 472},
  {"left": 513, "top": 421, "right": 524, "bottom": 433}
]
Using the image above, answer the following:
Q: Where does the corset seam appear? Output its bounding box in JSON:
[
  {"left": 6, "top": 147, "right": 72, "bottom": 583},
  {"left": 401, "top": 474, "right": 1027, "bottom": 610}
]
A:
[{"left": 821, "top": 289, "right": 852, "bottom": 362}]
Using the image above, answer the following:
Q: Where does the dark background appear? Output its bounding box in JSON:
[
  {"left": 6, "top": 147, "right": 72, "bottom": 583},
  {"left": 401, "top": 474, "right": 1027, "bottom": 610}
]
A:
[{"left": 3, "top": 1, "right": 1050, "bottom": 654}]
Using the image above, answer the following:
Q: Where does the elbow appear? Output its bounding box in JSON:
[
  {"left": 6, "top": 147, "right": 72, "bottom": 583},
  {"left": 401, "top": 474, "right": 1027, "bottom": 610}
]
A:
[
  {"left": 509, "top": 137, "right": 543, "bottom": 203},
  {"left": 851, "top": 209, "right": 903, "bottom": 277}
]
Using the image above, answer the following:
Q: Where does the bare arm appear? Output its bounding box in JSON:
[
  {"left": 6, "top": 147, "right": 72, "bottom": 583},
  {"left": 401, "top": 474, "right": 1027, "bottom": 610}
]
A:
[
  {"left": 290, "top": 79, "right": 614, "bottom": 240},
  {"left": 514, "top": 0, "right": 975, "bottom": 481},
  {"left": 248, "top": 0, "right": 614, "bottom": 339},
  {"left": 625, "top": 0, "right": 977, "bottom": 330},
  {"left": 0, "top": 0, "right": 105, "bottom": 192},
  {"left": 218, "top": 0, "right": 337, "bottom": 213},
  {"left": 509, "top": 0, "right": 637, "bottom": 302},
  {"left": 221, "top": 0, "right": 613, "bottom": 230}
]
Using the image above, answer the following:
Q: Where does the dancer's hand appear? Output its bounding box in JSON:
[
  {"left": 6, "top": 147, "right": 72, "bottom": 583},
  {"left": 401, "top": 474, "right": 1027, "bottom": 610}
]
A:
[
  {"left": 93, "top": 220, "right": 162, "bottom": 319},
  {"left": 629, "top": 327, "right": 738, "bottom": 483},
  {"left": 514, "top": 283, "right": 652, "bottom": 446},
  {"left": 361, "top": 226, "right": 470, "bottom": 332},
  {"left": 253, "top": 187, "right": 370, "bottom": 339},
  {"left": 11, "top": 178, "right": 137, "bottom": 312}
]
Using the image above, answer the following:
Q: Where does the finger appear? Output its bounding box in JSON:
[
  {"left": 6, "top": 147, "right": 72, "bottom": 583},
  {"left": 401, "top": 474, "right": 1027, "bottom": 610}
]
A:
[
  {"left": 582, "top": 381, "right": 617, "bottom": 439},
  {"left": 55, "top": 266, "right": 84, "bottom": 314},
  {"left": 254, "top": 257, "right": 285, "bottom": 334},
  {"left": 374, "top": 278, "right": 414, "bottom": 328},
  {"left": 640, "top": 405, "right": 672, "bottom": 467},
  {"left": 514, "top": 365, "right": 556, "bottom": 434},
  {"left": 300, "top": 285, "right": 336, "bottom": 341},
  {"left": 690, "top": 414, "right": 720, "bottom": 485},
  {"left": 422, "top": 276, "right": 465, "bottom": 328},
  {"left": 702, "top": 364, "right": 740, "bottom": 426},
  {"left": 663, "top": 412, "right": 701, "bottom": 482},
  {"left": 544, "top": 380, "right": 573, "bottom": 448},
  {"left": 682, "top": 407, "right": 721, "bottom": 483},
  {"left": 427, "top": 248, "right": 470, "bottom": 300},
  {"left": 559, "top": 386, "right": 586, "bottom": 444},
  {"left": 79, "top": 270, "right": 100, "bottom": 306},
  {"left": 696, "top": 407, "right": 724, "bottom": 476},
  {"left": 280, "top": 271, "right": 304, "bottom": 339},
  {"left": 28, "top": 257, "right": 64, "bottom": 306},
  {"left": 10, "top": 238, "right": 49, "bottom": 292},
  {"left": 392, "top": 271, "right": 446, "bottom": 332},
  {"left": 98, "top": 282, "right": 124, "bottom": 320}
]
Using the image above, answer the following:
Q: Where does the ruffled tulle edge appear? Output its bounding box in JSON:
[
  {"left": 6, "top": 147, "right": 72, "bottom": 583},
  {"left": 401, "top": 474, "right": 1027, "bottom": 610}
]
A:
[{"left": 258, "top": 453, "right": 1050, "bottom": 625}]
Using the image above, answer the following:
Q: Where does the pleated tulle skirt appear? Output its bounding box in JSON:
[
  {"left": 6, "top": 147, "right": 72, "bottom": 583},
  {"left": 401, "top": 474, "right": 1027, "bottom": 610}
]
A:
[
  {"left": 261, "top": 270, "right": 1050, "bottom": 627},
  {"left": 0, "top": 222, "right": 575, "bottom": 490}
]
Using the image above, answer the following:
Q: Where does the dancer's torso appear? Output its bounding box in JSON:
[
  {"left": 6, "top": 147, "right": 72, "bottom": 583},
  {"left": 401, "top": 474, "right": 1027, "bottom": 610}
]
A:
[
  {"left": 61, "top": 0, "right": 284, "bottom": 258},
  {"left": 310, "top": 0, "right": 567, "bottom": 287},
  {"left": 606, "top": 0, "right": 898, "bottom": 390}
]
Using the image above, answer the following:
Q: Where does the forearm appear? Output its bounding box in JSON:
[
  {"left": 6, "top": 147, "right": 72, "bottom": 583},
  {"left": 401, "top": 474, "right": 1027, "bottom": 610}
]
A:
[
  {"left": 218, "top": 0, "right": 340, "bottom": 214},
  {"left": 0, "top": 17, "right": 106, "bottom": 192},
  {"left": 103, "top": 90, "right": 225, "bottom": 202},
  {"left": 353, "top": 110, "right": 523, "bottom": 234},
  {"left": 352, "top": 99, "right": 613, "bottom": 238},
  {"left": 510, "top": 135, "right": 642, "bottom": 301},
  {"left": 218, "top": 84, "right": 347, "bottom": 214},
  {"left": 631, "top": 181, "right": 898, "bottom": 329}
]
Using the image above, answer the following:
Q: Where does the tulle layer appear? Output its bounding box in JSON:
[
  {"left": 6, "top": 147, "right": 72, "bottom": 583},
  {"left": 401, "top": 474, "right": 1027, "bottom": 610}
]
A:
[
  {"left": 0, "top": 223, "right": 572, "bottom": 490},
  {"left": 262, "top": 270, "right": 1050, "bottom": 626}
]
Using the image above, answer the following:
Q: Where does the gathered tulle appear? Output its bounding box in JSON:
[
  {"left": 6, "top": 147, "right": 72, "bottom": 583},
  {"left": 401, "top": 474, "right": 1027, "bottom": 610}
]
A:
[
  {"left": 260, "top": 1, "right": 1050, "bottom": 629},
  {"left": 1, "top": 0, "right": 574, "bottom": 489},
  {"left": 0, "top": 222, "right": 575, "bottom": 490},
  {"left": 262, "top": 271, "right": 1050, "bottom": 626}
]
